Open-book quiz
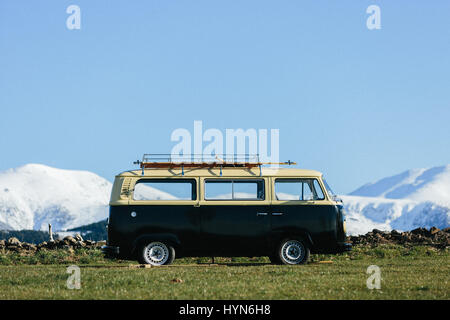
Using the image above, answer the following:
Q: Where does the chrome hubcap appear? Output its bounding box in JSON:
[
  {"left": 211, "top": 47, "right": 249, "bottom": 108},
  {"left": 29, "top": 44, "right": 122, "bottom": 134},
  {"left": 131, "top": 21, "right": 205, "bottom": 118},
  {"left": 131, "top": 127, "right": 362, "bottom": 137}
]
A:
[
  {"left": 281, "top": 240, "right": 305, "bottom": 264},
  {"left": 144, "top": 242, "right": 169, "bottom": 265}
]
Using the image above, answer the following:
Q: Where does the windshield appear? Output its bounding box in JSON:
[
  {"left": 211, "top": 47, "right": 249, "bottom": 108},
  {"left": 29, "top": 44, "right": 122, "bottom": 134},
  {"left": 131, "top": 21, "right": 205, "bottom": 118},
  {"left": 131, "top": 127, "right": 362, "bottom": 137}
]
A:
[{"left": 322, "top": 178, "right": 341, "bottom": 202}]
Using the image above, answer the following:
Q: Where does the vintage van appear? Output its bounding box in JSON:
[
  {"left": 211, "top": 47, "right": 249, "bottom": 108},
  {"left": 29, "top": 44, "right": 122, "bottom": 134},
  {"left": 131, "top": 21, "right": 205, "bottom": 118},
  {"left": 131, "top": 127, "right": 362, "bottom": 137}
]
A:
[{"left": 102, "top": 157, "right": 351, "bottom": 265}]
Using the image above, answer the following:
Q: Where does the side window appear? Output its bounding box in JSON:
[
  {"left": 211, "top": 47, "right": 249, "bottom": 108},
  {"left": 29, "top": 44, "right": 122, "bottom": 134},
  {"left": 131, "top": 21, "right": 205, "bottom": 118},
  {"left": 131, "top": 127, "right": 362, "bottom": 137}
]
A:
[
  {"left": 313, "top": 180, "right": 325, "bottom": 200},
  {"left": 275, "top": 180, "right": 302, "bottom": 200},
  {"left": 204, "top": 181, "right": 232, "bottom": 200},
  {"left": 205, "top": 180, "right": 265, "bottom": 200},
  {"left": 303, "top": 183, "right": 314, "bottom": 200},
  {"left": 275, "top": 179, "right": 325, "bottom": 201},
  {"left": 133, "top": 179, "right": 196, "bottom": 201}
]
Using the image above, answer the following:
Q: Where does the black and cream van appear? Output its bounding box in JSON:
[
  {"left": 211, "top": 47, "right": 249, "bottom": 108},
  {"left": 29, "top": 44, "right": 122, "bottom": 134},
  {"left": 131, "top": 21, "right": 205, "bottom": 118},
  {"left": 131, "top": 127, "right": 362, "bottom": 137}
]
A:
[{"left": 102, "top": 156, "right": 351, "bottom": 265}]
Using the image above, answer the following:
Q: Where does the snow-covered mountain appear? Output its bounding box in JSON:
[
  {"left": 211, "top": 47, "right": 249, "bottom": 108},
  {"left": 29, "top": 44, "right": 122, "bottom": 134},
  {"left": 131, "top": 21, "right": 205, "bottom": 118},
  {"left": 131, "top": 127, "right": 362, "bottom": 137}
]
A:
[
  {"left": 343, "top": 165, "right": 450, "bottom": 235},
  {"left": 0, "top": 164, "right": 186, "bottom": 231},
  {"left": 0, "top": 164, "right": 112, "bottom": 231}
]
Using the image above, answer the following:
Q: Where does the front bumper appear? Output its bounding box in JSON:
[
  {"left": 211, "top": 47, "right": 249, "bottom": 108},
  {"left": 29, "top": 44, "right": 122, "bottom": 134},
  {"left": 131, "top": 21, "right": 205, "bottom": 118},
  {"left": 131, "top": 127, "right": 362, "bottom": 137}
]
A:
[
  {"left": 101, "top": 245, "right": 120, "bottom": 256},
  {"left": 337, "top": 242, "right": 352, "bottom": 252}
]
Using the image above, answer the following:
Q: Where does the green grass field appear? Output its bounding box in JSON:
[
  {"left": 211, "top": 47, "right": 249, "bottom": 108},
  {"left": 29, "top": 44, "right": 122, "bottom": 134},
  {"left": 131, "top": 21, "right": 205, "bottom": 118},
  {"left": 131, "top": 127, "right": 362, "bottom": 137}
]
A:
[{"left": 0, "top": 245, "right": 448, "bottom": 299}]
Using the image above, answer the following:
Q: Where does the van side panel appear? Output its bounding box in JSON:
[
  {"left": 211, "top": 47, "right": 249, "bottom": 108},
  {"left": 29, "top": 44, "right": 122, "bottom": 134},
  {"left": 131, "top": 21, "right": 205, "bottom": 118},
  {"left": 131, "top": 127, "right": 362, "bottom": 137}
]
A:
[
  {"left": 270, "top": 204, "right": 339, "bottom": 253},
  {"left": 199, "top": 205, "right": 271, "bottom": 256},
  {"left": 108, "top": 205, "right": 201, "bottom": 258}
]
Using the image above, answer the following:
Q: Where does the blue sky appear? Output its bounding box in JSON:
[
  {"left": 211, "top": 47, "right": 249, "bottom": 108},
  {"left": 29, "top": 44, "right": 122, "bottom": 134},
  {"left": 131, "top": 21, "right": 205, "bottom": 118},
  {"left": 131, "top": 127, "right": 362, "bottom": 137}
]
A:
[{"left": 1, "top": 1, "right": 449, "bottom": 194}]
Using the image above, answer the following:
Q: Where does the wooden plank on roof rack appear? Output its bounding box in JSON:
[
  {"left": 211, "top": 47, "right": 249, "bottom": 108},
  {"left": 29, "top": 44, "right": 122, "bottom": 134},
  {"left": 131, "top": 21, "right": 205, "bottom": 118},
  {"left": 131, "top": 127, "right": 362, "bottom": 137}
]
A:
[
  {"left": 138, "top": 161, "right": 297, "bottom": 169},
  {"left": 139, "top": 162, "right": 262, "bottom": 169}
]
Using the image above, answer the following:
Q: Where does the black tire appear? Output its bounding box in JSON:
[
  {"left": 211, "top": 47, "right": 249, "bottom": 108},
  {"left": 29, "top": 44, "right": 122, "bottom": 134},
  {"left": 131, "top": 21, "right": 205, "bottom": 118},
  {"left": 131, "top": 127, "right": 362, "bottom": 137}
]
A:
[
  {"left": 138, "top": 241, "right": 175, "bottom": 265},
  {"left": 276, "top": 238, "right": 310, "bottom": 265}
]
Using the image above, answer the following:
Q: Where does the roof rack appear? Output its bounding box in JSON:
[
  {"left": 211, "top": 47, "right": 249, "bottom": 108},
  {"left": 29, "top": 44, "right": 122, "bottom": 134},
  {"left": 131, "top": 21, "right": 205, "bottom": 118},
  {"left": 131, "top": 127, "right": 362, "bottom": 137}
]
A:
[{"left": 133, "top": 154, "right": 296, "bottom": 175}]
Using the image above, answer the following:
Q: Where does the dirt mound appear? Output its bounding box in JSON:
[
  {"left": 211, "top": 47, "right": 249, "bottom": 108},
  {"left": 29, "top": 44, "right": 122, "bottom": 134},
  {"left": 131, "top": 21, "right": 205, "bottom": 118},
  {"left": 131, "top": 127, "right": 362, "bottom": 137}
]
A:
[{"left": 348, "top": 227, "right": 450, "bottom": 248}]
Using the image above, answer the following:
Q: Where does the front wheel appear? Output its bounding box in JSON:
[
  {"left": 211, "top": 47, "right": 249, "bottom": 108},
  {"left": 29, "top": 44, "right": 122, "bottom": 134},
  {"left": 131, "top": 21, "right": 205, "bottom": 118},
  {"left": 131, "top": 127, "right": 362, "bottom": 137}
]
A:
[
  {"left": 277, "top": 239, "right": 310, "bottom": 265},
  {"left": 138, "top": 241, "right": 175, "bottom": 266}
]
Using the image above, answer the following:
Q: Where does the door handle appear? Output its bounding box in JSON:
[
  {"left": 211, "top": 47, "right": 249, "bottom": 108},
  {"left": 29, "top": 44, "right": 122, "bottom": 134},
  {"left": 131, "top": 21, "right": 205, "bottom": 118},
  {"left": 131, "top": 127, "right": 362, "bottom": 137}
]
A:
[
  {"left": 272, "top": 212, "right": 284, "bottom": 216},
  {"left": 256, "top": 212, "right": 268, "bottom": 216}
]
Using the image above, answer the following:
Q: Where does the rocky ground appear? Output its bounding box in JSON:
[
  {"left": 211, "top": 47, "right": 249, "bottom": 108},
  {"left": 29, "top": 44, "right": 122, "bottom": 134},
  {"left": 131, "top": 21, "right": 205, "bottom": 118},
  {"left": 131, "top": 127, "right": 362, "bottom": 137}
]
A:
[
  {"left": 0, "top": 227, "right": 449, "bottom": 254},
  {"left": 347, "top": 227, "right": 450, "bottom": 248},
  {"left": 0, "top": 234, "right": 105, "bottom": 253}
]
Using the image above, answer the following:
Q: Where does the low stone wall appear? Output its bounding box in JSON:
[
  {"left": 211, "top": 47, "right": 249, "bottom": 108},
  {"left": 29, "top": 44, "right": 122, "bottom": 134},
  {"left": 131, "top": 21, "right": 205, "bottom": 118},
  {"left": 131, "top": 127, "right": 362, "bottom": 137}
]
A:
[{"left": 0, "top": 234, "right": 105, "bottom": 253}]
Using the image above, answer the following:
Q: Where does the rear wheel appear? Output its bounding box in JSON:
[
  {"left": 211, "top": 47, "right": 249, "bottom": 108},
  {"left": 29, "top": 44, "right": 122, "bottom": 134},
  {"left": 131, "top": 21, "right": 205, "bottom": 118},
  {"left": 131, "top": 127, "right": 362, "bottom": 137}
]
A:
[
  {"left": 138, "top": 241, "right": 175, "bottom": 266},
  {"left": 277, "top": 239, "right": 310, "bottom": 265}
]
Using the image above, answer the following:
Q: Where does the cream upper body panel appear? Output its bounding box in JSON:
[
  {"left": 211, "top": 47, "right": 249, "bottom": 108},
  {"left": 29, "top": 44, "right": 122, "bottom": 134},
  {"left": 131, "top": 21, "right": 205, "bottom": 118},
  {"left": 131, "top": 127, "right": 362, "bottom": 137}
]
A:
[{"left": 110, "top": 167, "right": 339, "bottom": 205}]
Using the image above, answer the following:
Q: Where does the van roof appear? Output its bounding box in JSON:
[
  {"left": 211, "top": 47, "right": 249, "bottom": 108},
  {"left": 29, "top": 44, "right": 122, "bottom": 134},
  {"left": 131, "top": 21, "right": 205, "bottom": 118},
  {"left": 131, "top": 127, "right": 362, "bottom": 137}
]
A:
[{"left": 116, "top": 167, "right": 323, "bottom": 178}]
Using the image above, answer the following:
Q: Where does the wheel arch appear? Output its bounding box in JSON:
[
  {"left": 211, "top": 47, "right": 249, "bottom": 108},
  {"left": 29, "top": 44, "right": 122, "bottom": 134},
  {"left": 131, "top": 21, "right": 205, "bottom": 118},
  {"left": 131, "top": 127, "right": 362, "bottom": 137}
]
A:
[
  {"left": 271, "top": 228, "right": 314, "bottom": 250},
  {"left": 131, "top": 233, "right": 181, "bottom": 256}
]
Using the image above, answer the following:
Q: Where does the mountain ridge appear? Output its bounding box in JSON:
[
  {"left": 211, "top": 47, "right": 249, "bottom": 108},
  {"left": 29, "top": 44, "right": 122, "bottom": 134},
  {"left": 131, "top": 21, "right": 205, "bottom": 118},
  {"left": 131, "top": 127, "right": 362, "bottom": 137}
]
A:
[
  {"left": 349, "top": 164, "right": 450, "bottom": 206},
  {"left": 0, "top": 164, "right": 112, "bottom": 231},
  {"left": 344, "top": 164, "right": 450, "bottom": 234}
]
